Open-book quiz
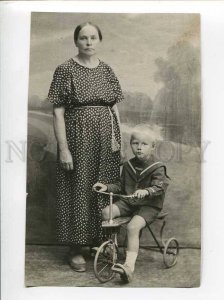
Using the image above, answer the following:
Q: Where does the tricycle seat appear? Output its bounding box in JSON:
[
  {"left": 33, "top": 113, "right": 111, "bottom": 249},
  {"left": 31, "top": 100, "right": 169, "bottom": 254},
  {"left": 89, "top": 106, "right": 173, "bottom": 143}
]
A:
[
  {"left": 102, "top": 216, "right": 131, "bottom": 228},
  {"left": 102, "top": 211, "right": 168, "bottom": 228}
]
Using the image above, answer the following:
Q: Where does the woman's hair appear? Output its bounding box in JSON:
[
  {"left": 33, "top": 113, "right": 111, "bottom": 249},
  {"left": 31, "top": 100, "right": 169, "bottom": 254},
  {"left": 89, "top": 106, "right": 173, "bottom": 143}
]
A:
[{"left": 74, "top": 22, "right": 103, "bottom": 43}]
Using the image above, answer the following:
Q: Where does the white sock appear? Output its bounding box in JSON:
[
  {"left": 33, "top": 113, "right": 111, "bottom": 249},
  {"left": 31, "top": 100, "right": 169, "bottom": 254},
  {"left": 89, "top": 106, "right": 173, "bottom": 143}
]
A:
[{"left": 124, "top": 251, "right": 138, "bottom": 272}]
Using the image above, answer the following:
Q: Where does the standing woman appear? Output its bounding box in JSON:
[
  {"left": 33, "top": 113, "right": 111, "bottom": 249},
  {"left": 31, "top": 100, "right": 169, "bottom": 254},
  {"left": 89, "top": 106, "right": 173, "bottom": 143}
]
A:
[{"left": 48, "top": 22, "right": 124, "bottom": 272}]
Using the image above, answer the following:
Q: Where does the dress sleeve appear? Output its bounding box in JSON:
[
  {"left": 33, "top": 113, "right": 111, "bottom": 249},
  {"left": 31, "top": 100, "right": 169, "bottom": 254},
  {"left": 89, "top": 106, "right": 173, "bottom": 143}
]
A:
[
  {"left": 109, "top": 67, "right": 124, "bottom": 104},
  {"left": 47, "top": 65, "right": 71, "bottom": 107}
]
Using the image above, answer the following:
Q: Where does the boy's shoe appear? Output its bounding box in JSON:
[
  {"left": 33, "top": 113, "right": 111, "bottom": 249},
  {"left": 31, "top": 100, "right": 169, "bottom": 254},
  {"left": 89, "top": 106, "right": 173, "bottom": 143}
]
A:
[{"left": 112, "top": 263, "right": 133, "bottom": 283}]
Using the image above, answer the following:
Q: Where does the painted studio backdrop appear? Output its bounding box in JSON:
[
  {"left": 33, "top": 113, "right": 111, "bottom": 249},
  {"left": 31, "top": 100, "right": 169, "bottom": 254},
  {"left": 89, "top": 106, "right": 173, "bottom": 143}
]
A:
[{"left": 26, "top": 13, "right": 201, "bottom": 287}]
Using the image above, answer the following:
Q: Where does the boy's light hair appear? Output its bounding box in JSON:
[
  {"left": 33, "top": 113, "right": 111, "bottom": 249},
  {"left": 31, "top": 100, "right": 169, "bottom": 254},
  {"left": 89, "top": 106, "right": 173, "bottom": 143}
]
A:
[{"left": 130, "top": 124, "right": 163, "bottom": 144}]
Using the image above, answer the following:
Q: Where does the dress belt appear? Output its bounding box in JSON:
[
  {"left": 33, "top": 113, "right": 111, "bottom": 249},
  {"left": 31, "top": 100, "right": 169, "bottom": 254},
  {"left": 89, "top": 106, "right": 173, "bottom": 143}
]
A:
[{"left": 71, "top": 106, "right": 120, "bottom": 153}]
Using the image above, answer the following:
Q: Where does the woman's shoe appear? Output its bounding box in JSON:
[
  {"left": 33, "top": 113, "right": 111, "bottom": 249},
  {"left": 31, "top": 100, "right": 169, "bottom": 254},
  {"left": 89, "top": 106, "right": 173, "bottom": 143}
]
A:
[
  {"left": 67, "top": 247, "right": 86, "bottom": 272},
  {"left": 68, "top": 253, "right": 86, "bottom": 272}
]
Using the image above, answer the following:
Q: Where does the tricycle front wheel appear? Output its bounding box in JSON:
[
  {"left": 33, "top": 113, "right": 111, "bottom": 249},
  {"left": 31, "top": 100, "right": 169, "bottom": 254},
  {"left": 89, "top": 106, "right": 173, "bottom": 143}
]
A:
[{"left": 94, "top": 240, "right": 118, "bottom": 283}]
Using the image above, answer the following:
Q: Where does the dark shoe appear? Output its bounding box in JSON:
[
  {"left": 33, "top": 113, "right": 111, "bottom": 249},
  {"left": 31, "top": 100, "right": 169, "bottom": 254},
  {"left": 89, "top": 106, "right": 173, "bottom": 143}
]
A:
[{"left": 112, "top": 263, "right": 133, "bottom": 283}]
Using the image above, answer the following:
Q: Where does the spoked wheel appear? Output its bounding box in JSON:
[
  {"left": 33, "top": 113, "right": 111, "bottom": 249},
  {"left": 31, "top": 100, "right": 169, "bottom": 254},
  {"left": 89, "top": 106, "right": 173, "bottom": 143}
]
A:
[
  {"left": 94, "top": 240, "right": 118, "bottom": 283},
  {"left": 163, "top": 237, "right": 179, "bottom": 268}
]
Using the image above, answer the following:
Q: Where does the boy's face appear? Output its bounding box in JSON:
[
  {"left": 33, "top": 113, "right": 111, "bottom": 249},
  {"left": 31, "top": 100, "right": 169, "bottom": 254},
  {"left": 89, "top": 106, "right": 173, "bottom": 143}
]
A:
[{"left": 130, "top": 132, "right": 154, "bottom": 161}]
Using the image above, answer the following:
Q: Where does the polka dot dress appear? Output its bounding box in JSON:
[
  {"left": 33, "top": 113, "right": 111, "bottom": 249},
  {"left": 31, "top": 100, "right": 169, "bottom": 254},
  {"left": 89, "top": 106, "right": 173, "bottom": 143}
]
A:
[{"left": 48, "top": 58, "right": 124, "bottom": 245}]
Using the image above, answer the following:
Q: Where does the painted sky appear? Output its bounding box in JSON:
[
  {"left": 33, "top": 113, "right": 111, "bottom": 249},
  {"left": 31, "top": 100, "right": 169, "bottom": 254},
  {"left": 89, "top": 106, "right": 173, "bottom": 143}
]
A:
[{"left": 29, "top": 12, "right": 200, "bottom": 100}]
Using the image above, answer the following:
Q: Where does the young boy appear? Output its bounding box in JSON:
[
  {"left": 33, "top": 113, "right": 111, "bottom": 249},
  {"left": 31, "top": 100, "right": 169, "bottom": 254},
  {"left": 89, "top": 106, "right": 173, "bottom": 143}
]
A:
[{"left": 93, "top": 125, "right": 170, "bottom": 283}]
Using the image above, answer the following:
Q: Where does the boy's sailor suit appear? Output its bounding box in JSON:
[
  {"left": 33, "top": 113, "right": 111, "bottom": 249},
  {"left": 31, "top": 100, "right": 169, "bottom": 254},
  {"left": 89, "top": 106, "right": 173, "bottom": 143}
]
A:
[{"left": 106, "top": 157, "right": 170, "bottom": 210}]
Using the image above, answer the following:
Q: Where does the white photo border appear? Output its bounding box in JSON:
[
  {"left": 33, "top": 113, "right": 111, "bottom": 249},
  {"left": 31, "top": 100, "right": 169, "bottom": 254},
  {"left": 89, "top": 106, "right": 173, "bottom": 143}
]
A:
[{"left": 1, "top": 1, "right": 224, "bottom": 299}]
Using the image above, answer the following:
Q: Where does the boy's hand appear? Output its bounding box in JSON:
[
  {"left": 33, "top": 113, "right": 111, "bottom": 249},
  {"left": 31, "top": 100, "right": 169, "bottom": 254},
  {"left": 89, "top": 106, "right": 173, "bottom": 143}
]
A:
[
  {"left": 93, "top": 182, "right": 108, "bottom": 192},
  {"left": 132, "top": 189, "right": 149, "bottom": 199}
]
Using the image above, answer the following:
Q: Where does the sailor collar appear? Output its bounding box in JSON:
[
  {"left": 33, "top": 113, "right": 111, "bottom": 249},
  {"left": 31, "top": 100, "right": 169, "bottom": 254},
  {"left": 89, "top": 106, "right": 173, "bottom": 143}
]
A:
[{"left": 126, "top": 158, "right": 164, "bottom": 178}]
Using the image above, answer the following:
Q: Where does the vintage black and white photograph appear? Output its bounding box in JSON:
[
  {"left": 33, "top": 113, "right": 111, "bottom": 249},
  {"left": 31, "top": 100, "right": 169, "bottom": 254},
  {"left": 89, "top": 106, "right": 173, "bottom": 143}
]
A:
[{"left": 25, "top": 12, "right": 201, "bottom": 287}]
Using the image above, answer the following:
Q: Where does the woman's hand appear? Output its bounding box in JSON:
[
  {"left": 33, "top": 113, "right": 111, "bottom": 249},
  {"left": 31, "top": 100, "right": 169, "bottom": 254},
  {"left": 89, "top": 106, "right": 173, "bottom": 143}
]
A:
[
  {"left": 93, "top": 182, "right": 108, "bottom": 192},
  {"left": 132, "top": 189, "right": 149, "bottom": 199},
  {"left": 59, "top": 149, "right": 74, "bottom": 171},
  {"left": 53, "top": 106, "right": 73, "bottom": 171}
]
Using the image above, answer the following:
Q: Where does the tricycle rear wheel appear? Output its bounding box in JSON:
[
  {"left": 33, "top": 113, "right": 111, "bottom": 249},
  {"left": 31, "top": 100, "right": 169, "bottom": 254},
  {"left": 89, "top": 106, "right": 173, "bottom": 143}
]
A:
[{"left": 163, "top": 237, "right": 179, "bottom": 268}]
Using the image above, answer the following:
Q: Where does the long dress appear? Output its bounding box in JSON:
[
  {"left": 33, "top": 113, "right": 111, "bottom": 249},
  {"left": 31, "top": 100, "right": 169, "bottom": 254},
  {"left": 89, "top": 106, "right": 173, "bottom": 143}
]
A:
[{"left": 48, "top": 58, "right": 124, "bottom": 245}]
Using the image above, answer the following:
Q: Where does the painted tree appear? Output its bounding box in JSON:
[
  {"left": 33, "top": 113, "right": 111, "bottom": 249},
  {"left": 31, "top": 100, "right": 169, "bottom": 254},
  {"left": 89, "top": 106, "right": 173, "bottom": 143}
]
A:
[
  {"left": 151, "top": 41, "right": 200, "bottom": 146},
  {"left": 118, "top": 91, "right": 153, "bottom": 124}
]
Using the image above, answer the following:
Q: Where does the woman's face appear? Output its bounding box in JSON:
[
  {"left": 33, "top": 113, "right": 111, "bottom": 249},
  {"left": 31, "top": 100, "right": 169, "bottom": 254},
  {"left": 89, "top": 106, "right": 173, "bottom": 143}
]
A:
[{"left": 76, "top": 25, "right": 100, "bottom": 56}]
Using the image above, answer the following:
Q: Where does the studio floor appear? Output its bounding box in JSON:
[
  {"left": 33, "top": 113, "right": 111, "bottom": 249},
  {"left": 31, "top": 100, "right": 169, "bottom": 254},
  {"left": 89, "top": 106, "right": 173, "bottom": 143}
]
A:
[{"left": 25, "top": 245, "right": 200, "bottom": 288}]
